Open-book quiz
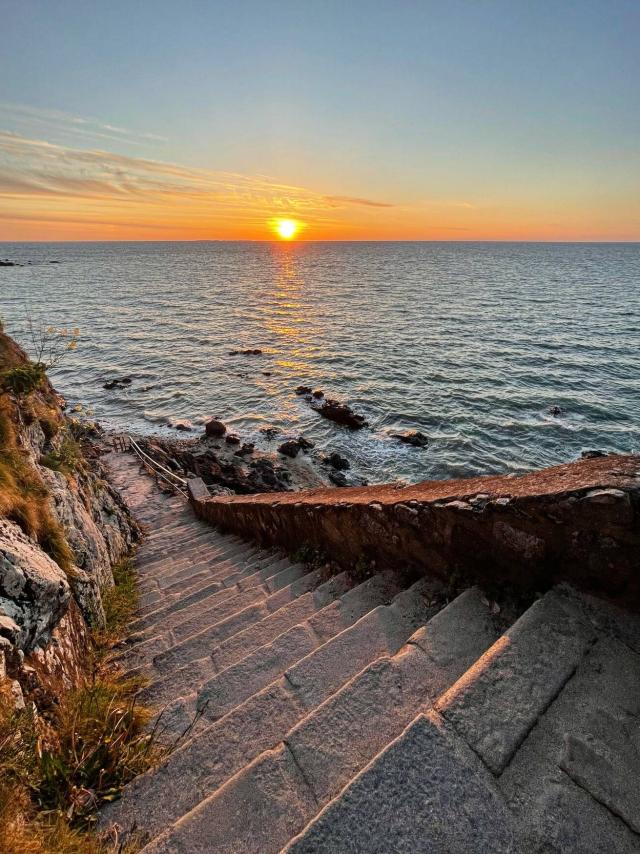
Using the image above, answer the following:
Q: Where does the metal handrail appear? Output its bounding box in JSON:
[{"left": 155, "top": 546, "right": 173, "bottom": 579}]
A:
[{"left": 128, "top": 436, "right": 189, "bottom": 499}]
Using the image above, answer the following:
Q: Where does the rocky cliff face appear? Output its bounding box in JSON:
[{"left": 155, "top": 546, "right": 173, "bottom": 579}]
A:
[{"left": 0, "top": 331, "right": 138, "bottom": 701}]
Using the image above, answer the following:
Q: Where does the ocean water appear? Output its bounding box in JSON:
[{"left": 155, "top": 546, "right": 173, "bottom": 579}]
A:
[{"left": 1, "top": 241, "right": 638, "bottom": 484}]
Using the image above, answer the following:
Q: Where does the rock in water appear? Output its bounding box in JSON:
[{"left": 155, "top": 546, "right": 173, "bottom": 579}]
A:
[
  {"left": 278, "top": 439, "right": 302, "bottom": 458},
  {"left": 314, "top": 397, "right": 368, "bottom": 430},
  {"left": 323, "top": 451, "right": 351, "bottom": 470},
  {"left": 278, "top": 437, "right": 315, "bottom": 458},
  {"left": 205, "top": 419, "right": 226, "bottom": 437},
  {"left": 391, "top": 431, "right": 429, "bottom": 448}
]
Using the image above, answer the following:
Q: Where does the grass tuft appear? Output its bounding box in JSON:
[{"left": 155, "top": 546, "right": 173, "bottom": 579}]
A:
[{"left": 93, "top": 558, "right": 139, "bottom": 649}]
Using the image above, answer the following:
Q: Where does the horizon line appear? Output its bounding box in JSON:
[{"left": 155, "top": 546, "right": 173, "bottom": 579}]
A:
[{"left": 2, "top": 238, "right": 640, "bottom": 245}]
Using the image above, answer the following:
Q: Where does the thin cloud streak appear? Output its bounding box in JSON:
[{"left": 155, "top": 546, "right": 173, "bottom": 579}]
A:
[
  {"left": 0, "top": 102, "right": 167, "bottom": 144},
  {"left": 0, "top": 131, "right": 397, "bottom": 234}
]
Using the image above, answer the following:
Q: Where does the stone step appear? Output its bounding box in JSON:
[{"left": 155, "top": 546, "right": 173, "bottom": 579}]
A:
[
  {"left": 128, "top": 556, "right": 304, "bottom": 649},
  {"left": 116, "top": 565, "right": 293, "bottom": 674},
  {"left": 151, "top": 570, "right": 404, "bottom": 683},
  {"left": 435, "top": 588, "right": 597, "bottom": 774},
  {"left": 139, "top": 588, "right": 495, "bottom": 854},
  {"left": 136, "top": 569, "right": 349, "bottom": 707},
  {"left": 284, "top": 712, "right": 517, "bottom": 854},
  {"left": 283, "top": 588, "right": 630, "bottom": 854},
  {"left": 127, "top": 554, "right": 290, "bottom": 636},
  {"left": 102, "top": 575, "right": 443, "bottom": 845}
]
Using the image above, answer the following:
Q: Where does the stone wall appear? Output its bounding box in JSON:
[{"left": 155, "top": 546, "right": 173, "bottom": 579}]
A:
[{"left": 192, "top": 454, "right": 640, "bottom": 609}]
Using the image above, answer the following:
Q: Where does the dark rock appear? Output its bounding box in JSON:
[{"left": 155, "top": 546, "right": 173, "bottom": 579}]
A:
[
  {"left": 234, "top": 443, "right": 255, "bottom": 457},
  {"left": 260, "top": 427, "right": 281, "bottom": 440},
  {"left": 310, "top": 396, "right": 368, "bottom": 430},
  {"left": 0, "top": 259, "right": 19, "bottom": 267},
  {"left": 278, "top": 440, "right": 302, "bottom": 458},
  {"left": 328, "top": 470, "right": 348, "bottom": 487},
  {"left": 295, "top": 385, "right": 313, "bottom": 396},
  {"left": 548, "top": 405, "right": 566, "bottom": 417},
  {"left": 323, "top": 452, "right": 350, "bottom": 471},
  {"left": 103, "top": 376, "right": 133, "bottom": 391},
  {"left": 229, "top": 348, "right": 263, "bottom": 356},
  {"left": 262, "top": 371, "right": 272, "bottom": 377},
  {"left": 225, "top": 434, "right": 241, "bottom": 445},
  {"left": 581, "top": 450, "right": 607, "bottom": 459},
  {"left": 205, "top": 419, "right": 226, "bottom": 438},
  {"left": 391, "top": 431, "right": 429, "bottom": 448},
  {"left": 278, "top": 436, "right": 315, "bottom": 458},
  {"left": 174, "top": 422, "right": 192, "bottom": 432},
  {"left": 312, "top": 389, "right": 324, "bottom": 399}
]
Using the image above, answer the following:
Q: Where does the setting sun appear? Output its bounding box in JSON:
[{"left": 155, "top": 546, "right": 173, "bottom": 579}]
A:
[{"left": 274, "top": 218, "right": 299, "bottom": 240}]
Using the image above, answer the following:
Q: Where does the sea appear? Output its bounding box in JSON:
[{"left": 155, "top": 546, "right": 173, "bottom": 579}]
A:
[{"left": 1, "top": 241, "right": 638, "bottom": 484}]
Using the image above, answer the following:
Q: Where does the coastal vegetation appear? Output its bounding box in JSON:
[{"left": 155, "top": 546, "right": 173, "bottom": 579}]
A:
[{"left": 0, "top": 332, "right": 160, "bottom": 853}]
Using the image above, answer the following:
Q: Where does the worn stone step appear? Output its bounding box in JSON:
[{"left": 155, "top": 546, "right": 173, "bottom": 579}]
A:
[
  {"left": 135, "top": 557, "right": 307, "bottom": 648},
  {"left": 117, "top": 576, "right": 276, "bottom": 672},
  {"left": 193, "top": 572, "right": 399, "bottom": 720},
  {"left": 284, "top": 587, "right": 497, "bottom": 807},
  {"left": 284, "top": 712, "right": 517, "bottom": 854},
  {"left": 128, "top": 554, "right": 289, "bottom": 636},
  {"left": 136, "top": 540, "right": 257, "bottom": 578},
  {"left": 153, "top": 570, "right": 404, "bottom": 684},
  {"left": 135, "top": 568, "right": 344, "bottom": 707},
  {"left": 145, "top": 588, "right": 494, "bottom": 853},
  {"left": 435, "top": 588, "right": 597, "bottom": 774},
  {"left": 101, "top": 575, "right": 440, "bottom": 845}
]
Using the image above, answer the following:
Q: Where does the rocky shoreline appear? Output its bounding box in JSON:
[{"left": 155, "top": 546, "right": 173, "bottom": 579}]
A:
[{"left": 126, "top": 415, "right": 369, "bottom": 495}]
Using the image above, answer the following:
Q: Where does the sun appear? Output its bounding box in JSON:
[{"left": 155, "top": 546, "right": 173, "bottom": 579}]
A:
[{"left": 274, "top": 218, "right": 300, "bottom": 240}]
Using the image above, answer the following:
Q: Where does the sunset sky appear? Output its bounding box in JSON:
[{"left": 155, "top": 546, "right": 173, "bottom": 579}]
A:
[{"left": 1, "top": 1, "right": 639, "bottom": 241}]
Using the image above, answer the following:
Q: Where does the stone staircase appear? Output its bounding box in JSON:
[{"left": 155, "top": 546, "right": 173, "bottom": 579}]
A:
[{"left": 103, "top": 450, "right": 640, "bottom": 853}]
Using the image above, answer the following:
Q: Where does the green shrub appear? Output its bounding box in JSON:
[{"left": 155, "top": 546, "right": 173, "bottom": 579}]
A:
[
  {"left": 40, "top": 432, "right": 83, "bottom": 477},
  {"left": 1, "top": 363, "right": 47, "bottom": 396}
]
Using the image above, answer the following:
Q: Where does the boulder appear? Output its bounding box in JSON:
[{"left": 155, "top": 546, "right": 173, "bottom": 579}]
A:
[
  {"left": 234, "top": 443, "right": 255, "bottom": 457},
  {"left": 0, "top": 519, "right": 71, "bottom": 652},
  {"left": 229, "top": 348, "right": 263, "bottom": 356},
  {"left": 323, "top": 452, "right": 351, "bottom": 471},
  {"left": 311, "top": 395, "right": 368, "bottom": 430},
  {"left": 391, "top": 431, "right": 429, "bottom": 448},
  {"left": 225, "top": 434, "right": 241, "bottom": 445},
  {"left": 295, "top": 385, "right": 313, "bottom": 396},
  {"left": 278, "top": 440, "right": 302, "bottom": 458},
  {"left": 328, "top": 470, "right": 348, "bottom": 487},
  {"left": 278, "top": 437, "right": 315, "bottom": 458},
  {"left": 205, "top": 419, "right": 226, "bottom": 438}
]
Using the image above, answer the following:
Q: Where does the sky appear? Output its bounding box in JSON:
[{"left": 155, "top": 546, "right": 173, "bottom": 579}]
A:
[{"left": 0, "top": 0, "right": 639, "bottom": 241}]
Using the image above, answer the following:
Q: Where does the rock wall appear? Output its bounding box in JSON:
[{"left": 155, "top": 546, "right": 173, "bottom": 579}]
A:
[
  {"left": 192, "top": 454, "right": 640, "bottom": 609},
  {"left": 0, "top": 332, "right": 138, "bottom": 699}
]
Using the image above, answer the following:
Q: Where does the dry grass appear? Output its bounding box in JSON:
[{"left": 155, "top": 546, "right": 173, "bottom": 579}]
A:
[
  {"left": 0, "top": 343, "right": 72, "bottom": 573},
  {"left": 0, "top": 672, "right": 158, "bottom": 853},
  {"left": 0, "top": 553, "right": 161, "bottom": 854}
]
